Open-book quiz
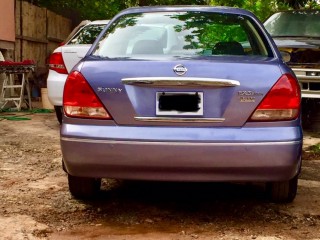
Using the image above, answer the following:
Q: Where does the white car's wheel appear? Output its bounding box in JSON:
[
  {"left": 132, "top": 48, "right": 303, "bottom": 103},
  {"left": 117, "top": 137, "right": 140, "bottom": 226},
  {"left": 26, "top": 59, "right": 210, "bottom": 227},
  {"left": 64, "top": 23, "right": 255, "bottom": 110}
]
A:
[
  {"left": 54, "top": 106, "right": 62, "bottom": 124},
  {"left": 68, "top": 174, "right": 101, "bottom": 199}
]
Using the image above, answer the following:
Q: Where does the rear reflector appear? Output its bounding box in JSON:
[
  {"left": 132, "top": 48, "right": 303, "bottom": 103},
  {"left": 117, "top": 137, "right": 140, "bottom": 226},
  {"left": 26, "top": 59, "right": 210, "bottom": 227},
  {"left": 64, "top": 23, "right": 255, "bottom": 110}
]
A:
[
  {"left": 48, "top": 52, "right": 68, "bottom": 74},
  {"left": 63, "top": 71, "right": 112, "bottom": 119},
  {"left": 249, "top": 74, "right": 300, "bottom": 121}
]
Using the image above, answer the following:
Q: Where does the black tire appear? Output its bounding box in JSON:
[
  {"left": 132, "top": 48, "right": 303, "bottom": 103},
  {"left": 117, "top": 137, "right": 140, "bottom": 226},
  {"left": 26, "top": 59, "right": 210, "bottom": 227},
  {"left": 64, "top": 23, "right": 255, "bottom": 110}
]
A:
[
  {"left": 68, "top": 174, "right": 101, "bottom": 199},
  {"left": 267, "top": 174, "right": 298, "bottom": 203},
  {"left": 54, "top": 106, "right": 62, "bottom": 124}
]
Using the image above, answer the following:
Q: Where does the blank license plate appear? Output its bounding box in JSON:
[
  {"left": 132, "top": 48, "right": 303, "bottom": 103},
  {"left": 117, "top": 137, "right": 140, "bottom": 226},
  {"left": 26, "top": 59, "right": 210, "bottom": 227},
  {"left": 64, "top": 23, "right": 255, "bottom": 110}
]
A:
[{"left": 156, "top": 92, "right": 203, "bottom": 116}]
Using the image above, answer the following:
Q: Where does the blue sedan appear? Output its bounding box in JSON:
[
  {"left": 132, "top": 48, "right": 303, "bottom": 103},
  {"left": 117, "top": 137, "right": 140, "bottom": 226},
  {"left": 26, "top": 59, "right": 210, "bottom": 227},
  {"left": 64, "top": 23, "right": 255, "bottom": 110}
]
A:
[{"left": 60, "top": 6, "right": 302, "bottom": 202}]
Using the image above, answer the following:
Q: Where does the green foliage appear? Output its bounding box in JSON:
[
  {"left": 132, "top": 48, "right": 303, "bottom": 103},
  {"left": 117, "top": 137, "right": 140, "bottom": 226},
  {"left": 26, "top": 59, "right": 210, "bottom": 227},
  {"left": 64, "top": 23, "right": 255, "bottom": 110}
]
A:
[
  {"left": 27, "top": 0, "right": 319, "bottom": 23},
  {"left": 208, "top": 0, "right": 319, "bottom": 20},
  {"left": 32, "top": 0, "right": 127, "bottom": 20},
  {"left": 309, "top": 143, "right": 320, "bottom": 154},
  {"left": 209, "top": 0, "right": 280, "bottom": 20}
]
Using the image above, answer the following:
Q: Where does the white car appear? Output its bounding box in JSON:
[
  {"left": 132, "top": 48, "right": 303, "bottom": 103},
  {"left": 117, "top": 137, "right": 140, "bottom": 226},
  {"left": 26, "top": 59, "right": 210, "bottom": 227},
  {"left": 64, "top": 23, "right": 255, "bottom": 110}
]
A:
[{"left": 47, "top": 20, "right": 109, "bottom": 123}]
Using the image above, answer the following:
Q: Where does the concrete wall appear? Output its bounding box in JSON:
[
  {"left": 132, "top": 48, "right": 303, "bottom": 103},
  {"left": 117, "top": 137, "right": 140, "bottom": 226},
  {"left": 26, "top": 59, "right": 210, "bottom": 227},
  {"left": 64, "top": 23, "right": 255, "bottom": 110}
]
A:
[{"left": 0, "top": 0, "right": 15, "bottom": 59}]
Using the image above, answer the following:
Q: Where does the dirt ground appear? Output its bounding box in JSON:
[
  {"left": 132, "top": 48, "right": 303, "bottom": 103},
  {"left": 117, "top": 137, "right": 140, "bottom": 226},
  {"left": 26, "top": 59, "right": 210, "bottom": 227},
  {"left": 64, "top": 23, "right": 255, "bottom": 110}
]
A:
[{"left": 1, "top": 112, "right": 320, "bottom": 240}]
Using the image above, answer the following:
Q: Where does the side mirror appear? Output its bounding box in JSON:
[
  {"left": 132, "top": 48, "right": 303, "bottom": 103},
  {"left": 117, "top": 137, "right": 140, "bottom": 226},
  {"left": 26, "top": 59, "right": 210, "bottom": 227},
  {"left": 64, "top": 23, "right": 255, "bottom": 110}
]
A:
[{"left": 280, "top": 51, "right": 291, "bottom": 63}]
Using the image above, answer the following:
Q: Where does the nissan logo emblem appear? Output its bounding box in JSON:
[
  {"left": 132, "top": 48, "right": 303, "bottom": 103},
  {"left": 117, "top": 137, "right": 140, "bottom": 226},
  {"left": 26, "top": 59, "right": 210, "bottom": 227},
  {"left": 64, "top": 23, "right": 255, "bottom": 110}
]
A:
[{"left": 173, "top": 64, "right": 187, "bottom": 76}]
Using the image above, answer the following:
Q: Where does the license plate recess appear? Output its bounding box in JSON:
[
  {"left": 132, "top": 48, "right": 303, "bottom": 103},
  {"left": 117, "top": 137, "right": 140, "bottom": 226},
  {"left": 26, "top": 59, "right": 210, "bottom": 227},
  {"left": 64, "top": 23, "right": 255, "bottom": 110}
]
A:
[{"left": 156, "top": 92, "right": 203, "bottom": 116}]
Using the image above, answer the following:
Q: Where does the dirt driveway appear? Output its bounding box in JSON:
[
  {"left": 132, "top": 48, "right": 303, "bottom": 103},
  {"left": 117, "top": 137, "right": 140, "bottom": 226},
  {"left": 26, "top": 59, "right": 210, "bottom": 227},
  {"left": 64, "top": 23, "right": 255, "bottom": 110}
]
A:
[{"left": 1, "top": 112, "right": 320, "bottom": 240}]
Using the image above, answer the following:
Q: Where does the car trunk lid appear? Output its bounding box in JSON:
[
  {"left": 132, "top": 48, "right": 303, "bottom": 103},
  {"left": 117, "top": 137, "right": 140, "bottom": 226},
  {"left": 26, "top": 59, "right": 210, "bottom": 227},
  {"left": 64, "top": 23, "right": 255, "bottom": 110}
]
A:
[
  {"left": 61, "top": 45, "right": 91, "bottom": 73},
  {"left": 81, "top": 57, "right": 283, "bottom": 127}
]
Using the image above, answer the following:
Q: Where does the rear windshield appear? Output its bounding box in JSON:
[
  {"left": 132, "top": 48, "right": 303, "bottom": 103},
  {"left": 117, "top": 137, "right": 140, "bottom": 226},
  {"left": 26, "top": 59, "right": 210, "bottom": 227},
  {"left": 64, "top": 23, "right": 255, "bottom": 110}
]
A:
[
  {"left": 264, "top": 11, "right": 320, "bottom": 38},
  {"left": 92, "top": 12, "right": 271, "bottom": 59},
  {"left": 68, "top": 24, "right": 106, "bottom": 45}
]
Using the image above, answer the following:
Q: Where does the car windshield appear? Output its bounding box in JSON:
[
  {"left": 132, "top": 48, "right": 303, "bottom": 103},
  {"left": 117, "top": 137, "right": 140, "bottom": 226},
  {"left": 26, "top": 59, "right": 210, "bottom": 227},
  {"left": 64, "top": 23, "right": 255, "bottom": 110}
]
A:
[
  {"left": 92, "top": 11, "right": 270, "bottom": 59},
  {"left": 264, "top": 11, "right": 320, "bottom": 38},
  {"left": 68, "top": 24, "right": 106, "bottom": 45}
]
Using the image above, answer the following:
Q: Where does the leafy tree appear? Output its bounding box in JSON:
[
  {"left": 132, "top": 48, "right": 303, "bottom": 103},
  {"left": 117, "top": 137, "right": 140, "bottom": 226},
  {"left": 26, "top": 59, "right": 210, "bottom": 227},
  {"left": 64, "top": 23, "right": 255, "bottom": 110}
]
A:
[
  {"left": 28, "top": 0, "right": 126, "bottom": 20},
  {"left": 25, "top": 0, "right": 319, "bottom": 23}
]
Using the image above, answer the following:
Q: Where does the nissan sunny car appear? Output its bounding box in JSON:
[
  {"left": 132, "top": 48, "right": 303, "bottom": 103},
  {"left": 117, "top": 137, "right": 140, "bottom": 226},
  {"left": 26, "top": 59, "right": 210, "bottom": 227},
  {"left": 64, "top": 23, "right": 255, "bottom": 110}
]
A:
[{"left": 61, "top": 6, "right": 302, "bottom": 203}]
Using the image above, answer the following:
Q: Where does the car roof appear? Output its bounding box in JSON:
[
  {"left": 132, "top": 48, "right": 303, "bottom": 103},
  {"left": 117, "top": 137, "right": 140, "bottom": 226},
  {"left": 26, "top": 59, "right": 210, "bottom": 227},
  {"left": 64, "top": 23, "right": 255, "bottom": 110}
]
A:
[
  {"left": 117, "top": 5, "right": 256, "bottom": 18},
  {"left": 271, "top": 9, "right": 320, "bottom": 13},
  {"left": 265, "top": 9, "right": 320, "bottom": 19},
  {"left": 86, "top": 20, "right": 110, "bottom": 25}
]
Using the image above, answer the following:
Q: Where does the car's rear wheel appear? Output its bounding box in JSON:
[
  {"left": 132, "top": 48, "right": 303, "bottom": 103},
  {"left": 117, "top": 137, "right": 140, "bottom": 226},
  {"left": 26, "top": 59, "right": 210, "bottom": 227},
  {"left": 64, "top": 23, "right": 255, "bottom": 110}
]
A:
[
  {"left": 54, "top": 106, "right": 62, "bottom": 124},
  {"left": 68, "top": 174, "right": 101, "bottom": 199},
  {"left": 267, "top": 174, "right": 298, "bottom": 203}
]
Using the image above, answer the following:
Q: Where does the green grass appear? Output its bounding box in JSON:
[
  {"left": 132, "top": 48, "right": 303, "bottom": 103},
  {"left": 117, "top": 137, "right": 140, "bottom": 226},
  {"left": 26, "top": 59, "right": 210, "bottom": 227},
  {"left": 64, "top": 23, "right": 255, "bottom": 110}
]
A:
[{"left": 309, "top": 143, "right": 320, "bottom": 154}]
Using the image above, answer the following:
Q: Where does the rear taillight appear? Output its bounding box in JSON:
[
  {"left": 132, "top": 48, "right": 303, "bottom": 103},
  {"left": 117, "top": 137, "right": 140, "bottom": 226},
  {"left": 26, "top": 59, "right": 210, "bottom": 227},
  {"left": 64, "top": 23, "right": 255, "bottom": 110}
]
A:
[
  {"left": 249, "top": 74, "right": 300, "bottom": 121},
  {"left": 49, "top": 52, "right": 68, "bottom": 74},
  {"left": 63, "top": 71, "right": 112, "bottom": 119}
]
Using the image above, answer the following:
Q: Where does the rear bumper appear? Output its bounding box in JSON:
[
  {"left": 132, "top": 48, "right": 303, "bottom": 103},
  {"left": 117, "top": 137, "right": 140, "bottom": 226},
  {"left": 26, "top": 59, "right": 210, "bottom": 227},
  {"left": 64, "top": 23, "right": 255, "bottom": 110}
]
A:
[
  {"left": 47, "top": 70, "right": 67, "bottom": 106},
  {"left": 61, "top": 124, "right": 302, "bottom": 182}
]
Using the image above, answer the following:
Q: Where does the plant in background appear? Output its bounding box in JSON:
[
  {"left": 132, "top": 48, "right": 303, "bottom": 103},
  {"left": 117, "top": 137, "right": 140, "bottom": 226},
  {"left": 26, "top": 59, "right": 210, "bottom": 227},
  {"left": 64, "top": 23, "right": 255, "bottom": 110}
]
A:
[
  {"left": 309, "top": 143, "right": 320, "bottom": 154},
  {"left": 25, "top": 0, "right": 319, "bottom": 22}
]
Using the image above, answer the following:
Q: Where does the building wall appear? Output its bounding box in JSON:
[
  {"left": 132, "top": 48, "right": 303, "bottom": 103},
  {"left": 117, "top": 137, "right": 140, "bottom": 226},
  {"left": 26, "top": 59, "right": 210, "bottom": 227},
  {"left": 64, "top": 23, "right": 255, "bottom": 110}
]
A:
[{"left": 0, "top": 0, "right": 15, "bottom": 59}]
